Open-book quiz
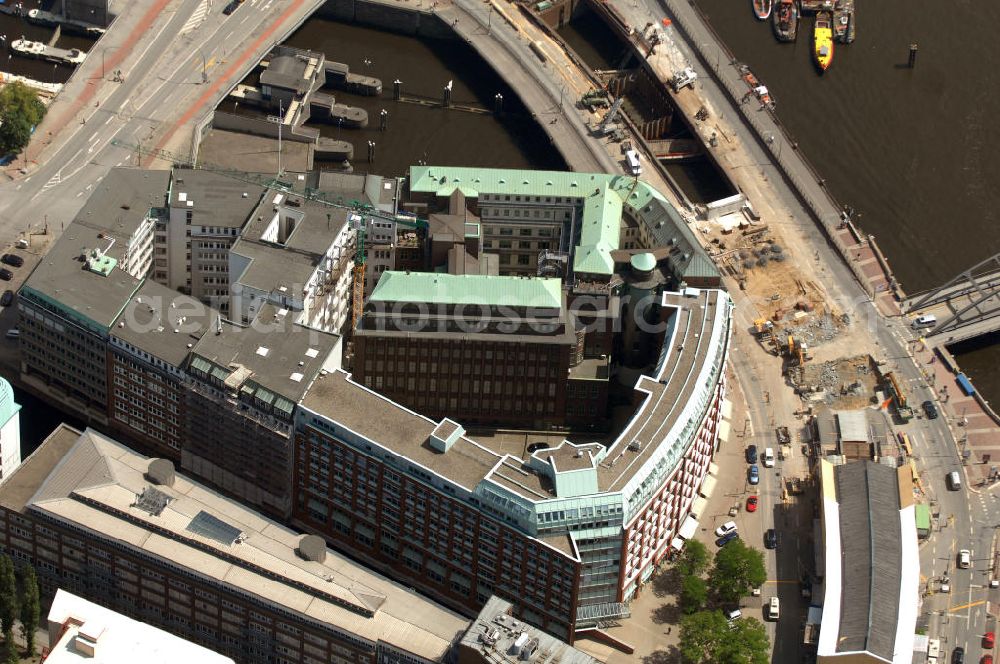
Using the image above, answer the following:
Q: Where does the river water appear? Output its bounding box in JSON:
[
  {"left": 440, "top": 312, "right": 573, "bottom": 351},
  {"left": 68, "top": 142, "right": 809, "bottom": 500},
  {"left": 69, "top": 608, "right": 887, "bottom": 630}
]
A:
[
  {"left": 0, "top": 3, "right": 96, "bottom": 85},
  {"left": 693, "top": 0, "right": 1000, "bottom": 402}
]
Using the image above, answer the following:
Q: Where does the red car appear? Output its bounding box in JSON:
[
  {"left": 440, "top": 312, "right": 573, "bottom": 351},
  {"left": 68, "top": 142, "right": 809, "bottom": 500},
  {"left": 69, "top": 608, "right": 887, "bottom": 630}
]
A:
[
  {"left": 984, "top": 631, "right": 995, "bottom": 649},
  {"left": 746, "top": 496, "right": 758, "bottom": 512},
  {"left": 982, "top": 655, "right": 993, "bottom": 664}
]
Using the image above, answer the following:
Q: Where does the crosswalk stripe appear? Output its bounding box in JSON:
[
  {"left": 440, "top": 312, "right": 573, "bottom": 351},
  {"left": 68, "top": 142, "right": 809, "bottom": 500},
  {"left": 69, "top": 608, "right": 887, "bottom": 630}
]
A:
[{"left": 180, "top": 0, "right": 210, "bottom": 35}]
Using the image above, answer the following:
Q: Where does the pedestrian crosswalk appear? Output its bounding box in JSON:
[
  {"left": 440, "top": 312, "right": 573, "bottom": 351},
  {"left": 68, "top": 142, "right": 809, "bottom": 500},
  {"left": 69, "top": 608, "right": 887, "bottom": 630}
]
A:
[
  {"left": 180, "top": 0, "right": 210, "bottom": 35},
  {"left": 41, "top": 173, "right": 61, "bottom": 191}
]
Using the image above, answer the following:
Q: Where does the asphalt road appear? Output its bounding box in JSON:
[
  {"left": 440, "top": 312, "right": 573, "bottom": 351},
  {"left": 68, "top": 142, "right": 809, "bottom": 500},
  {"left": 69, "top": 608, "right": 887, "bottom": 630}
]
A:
[{"left": 0, "top": 0, "right": 320, "bottom": 246}]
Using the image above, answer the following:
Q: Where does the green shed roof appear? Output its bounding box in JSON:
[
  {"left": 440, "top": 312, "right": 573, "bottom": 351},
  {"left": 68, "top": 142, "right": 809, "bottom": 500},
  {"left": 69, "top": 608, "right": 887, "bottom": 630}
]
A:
[
  {"left": 370, "top": 272, "right": 563, "bottom": 309},
  {"left": 914, "top": 503, "right": 930, "bottom": 530}
]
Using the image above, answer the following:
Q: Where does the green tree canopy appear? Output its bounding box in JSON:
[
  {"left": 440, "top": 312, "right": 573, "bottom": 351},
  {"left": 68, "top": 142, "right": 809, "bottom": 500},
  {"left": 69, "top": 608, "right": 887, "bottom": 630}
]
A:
[
  {"left": 676, "top": 538, "right": 710, "bottom": 578},
  {"left": 679, "top": 574, "right": 708, "bottom": 614},
  {"left": 18, "top": 565, "right": 39, "bottom": 655},
  {"left": 679, "top": 610, "right": 771, "bottom": 664},
  {"left": 0, "top": 556, "right": 16, "bottom": 635},
  {"left": 679, "top": 609, "right": 728, "bottom": 664},
  {"left": 709, "top": 539, "right": 767, "bottom": 604},
  {"left": 0, "top": 81, "right": 46, "bottom": 156},
  {"left": 718, "top": 617, "right": 770, "bottom": 664}
]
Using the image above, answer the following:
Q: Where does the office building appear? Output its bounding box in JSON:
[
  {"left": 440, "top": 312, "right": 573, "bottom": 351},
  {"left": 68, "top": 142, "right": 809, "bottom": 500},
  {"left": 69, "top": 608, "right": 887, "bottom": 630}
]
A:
[
  {"left": 815, "top": 459, "right": 919, "bottom": 664},
  {"left": 229, "top": 190, "right": 355, "bottom": 335},
  {"left": 296, "top": 287, "right": 732, "bottom": 640},
  {"left": 160, "top": 169, "right": 266, "bottom": 314},
  {"left": 19, "top": 169, "right": 170, "bottom": 421},
  {"left": 456, "top": 596, "right": 598, "bottom": 664},
  {"left": 352, "top": 272, "right": 605, "bottom": 428},
  {"left": 44, "top": 589, "right": 234, "bottom": 663},
  {"left": 0, "top": 425, "right": 469, "bottom": 664},
  {"left": 183, "top": 307, "right": 341, "bottom": 516},
  {"left": 107, "top": 280, "right": 215, "bottom": 459}
]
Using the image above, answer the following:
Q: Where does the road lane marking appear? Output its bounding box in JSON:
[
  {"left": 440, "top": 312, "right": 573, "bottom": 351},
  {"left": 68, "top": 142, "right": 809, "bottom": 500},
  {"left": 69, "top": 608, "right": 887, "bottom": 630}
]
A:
[
  {"left": 88, "top": 131, "right": 99, "bottom": 142},
  {"left": 949, "top": 599, "right": 985, "bottom": 612}
]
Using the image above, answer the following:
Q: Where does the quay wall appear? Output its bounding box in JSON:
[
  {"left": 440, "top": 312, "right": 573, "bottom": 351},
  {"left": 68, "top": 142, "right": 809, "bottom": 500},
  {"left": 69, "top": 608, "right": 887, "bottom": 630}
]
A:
[
  {"left": 659, "top": 0, "right": 903, "bottom": 305},
  {"left": 317, "top": 0, "right": 456, "bottom": 39}
]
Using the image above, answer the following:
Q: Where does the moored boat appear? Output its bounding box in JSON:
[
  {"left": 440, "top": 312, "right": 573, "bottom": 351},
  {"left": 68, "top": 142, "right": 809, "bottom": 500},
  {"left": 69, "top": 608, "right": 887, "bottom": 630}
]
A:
[
  {"left": 753, "top": 0, "right": 773, "bottom": 20},
  {"left": 813, "top": 11, "right": 834, "bottom": 72},
  {"left": 772, "top": 0, "right": 798, "bottom": 42}
]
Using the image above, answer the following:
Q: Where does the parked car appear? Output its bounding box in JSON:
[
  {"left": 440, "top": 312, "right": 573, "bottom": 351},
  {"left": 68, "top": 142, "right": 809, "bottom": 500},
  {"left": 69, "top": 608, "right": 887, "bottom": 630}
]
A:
[
  {"left": 222, "top": 0, "right": 241, "bottom": 14},
  {"left": 763, "top": 447, "right": 775, "bottom": 468},
  {"left": 767, "top": 596, "right": 780, "bottom": 621},
  {"left": 746, "top": 496, "right": 758, "bottom": 512},
  {"left": 745, "top": 445, "right": 758, "bottom": 464},
  {"left": 4, "top": 329, "right": 18, "bottom": 340},
  {"left": 981, "top": 655, "right": 992, "bottom": 664},
  {"left": 951, "top": 647, "right": 964, "bottom": 664},
  {"left": 715, "top": 521, "right": 738, "bottom": 538},
  {"left": 716, "top": 531, "right": 739, "bottom": 548},
  {"left": 0, "top": 290, "right": 12, "bottom": 307},
  {"left": 764, "top": 528, "right": 778, "bottom": 549},
  {"left": 983, "top": 631, "right": 995, "bottom": 649},
  {"left": 0, "top": 269, "right": 11, "bottom": 282},
  {"left": 0, "top": 254, "right": 23, "bottom": 268},
  {"left": 725, "top": 608, "right": 742, "bottom": 623},
  {"left": 923, "top": 400, "right": 939, "bottom": 419},
  {"left": 748, "top": 465, "right": 760, "bottom": 485},
  {"left": 959, "top": 549, "right": 972, "bottom": 569}
]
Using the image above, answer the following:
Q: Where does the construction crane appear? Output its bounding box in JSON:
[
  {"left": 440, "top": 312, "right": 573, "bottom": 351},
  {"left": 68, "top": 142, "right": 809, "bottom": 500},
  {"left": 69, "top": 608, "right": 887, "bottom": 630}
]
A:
[{"left": 113, "top": 139, "right": 429, "bottom": 332}]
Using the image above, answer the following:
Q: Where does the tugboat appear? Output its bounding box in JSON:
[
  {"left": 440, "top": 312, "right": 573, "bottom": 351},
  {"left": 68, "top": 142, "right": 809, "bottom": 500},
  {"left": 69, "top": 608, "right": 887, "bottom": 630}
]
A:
[
  {"left": 753, "top": 0, "right": 773, "bottom": 20},
  {"left": 772, "top": 0, "right": 798, "bottom": 42},
  {"left": 813, "top": 11, "right": 834, "bottom": 72}
]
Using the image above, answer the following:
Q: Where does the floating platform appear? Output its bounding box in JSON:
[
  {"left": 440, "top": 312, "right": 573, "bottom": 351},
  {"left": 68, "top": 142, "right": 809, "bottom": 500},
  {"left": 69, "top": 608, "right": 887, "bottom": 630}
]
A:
[
  {"left": 27, "top": 8, "right": 105, "bottom": 36},
  {"left": 323, "top": 62, "right": 381, "bottom": 96},
  {"left": 310, "top": 92, "right": 368, "bottom": 128},
  {"left": 315, "top": 138, "right": 354, "bottom": 162},
  {"left": 799, "top": 0, "right": 835, "bottom": 13},
  {"left": 11, "top": 39, "right": 86, "bottom": 65}
]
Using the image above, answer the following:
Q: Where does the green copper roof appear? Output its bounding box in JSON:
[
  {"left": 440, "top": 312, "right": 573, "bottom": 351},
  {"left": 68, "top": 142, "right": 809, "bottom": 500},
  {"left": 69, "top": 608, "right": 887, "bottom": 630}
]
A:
[
  {"left": 370, "top": 272, "right": 563, "bottom": 309},
  {"left": 0, "top": 377, "right": 20, "bottom": 428},
  {"left": 409, "top": 166, "right": 719, "bottom": 281},
  {"left": 630, "top": 253, "right": 657, "bottom": 272}
]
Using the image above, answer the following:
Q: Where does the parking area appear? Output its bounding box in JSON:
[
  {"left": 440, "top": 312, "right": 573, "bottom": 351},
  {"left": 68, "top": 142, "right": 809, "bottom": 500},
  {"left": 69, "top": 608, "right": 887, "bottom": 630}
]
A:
[{"left": 0, "top": 232, "right": 53, "bottom": 378}]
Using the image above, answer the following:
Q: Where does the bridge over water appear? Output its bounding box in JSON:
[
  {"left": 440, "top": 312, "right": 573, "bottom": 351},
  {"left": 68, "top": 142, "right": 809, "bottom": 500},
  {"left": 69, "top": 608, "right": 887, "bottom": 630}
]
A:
[{"left": 903, "top": 252, "right": 1000, "bottom": 345}]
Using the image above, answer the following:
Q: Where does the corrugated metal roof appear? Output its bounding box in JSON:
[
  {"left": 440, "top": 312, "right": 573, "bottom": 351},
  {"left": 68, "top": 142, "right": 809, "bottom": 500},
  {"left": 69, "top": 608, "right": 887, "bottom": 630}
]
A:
[{"left": 369, "top": 272, "right": 562, "bottom": 309}]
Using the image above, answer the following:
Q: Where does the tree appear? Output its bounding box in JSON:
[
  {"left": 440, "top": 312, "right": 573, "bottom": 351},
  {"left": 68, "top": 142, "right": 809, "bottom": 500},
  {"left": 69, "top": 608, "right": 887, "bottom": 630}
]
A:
[
  {"left": 676, "top": 539, "right": 710, "bottom": 578},
  {"left": 679, "top": 610, "right": 728, "bottom": 664},
  {"left": 0, "top": 556, "right": 16, "bottom": 635},
  {"left": 709, "top": 540, "right": 766, "bottom": 604},
  {"left": 2, "top": 628, "right": 15, "bottom": 664},
  {"left": 0, "top": 81, "right": 46, "bottom": 156},
  {"left": 679, "top": 574, "right": 708, "bottom": 614},
  {"left": 18, "top": 565, "right": 39, "bottom": 655},
  {"left": 717, "top": 617, "right": 770, "bottom": 664}
]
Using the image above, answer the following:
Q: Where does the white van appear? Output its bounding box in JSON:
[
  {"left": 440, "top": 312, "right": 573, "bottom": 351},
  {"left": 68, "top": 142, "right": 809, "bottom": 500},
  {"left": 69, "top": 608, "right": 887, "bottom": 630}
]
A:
[
  {"left": 763, "top": 448, "right": 775, "bottom": 468},
  {"left": 912, "top": 314, "right": 937, "bottom": 329},
  {"left": 767, "top": 596, "right": 780, "bottom": 621},
  {"left": 625, "top": 150, "right": 642, "bottom": 176},
  {"left": 947, "top": 470, "right": 962, "bottom": 491},
  {"left": 726, "top": 608, "right": 742, "bottom": 623},
  {"left": 4, "top": 329, "right": 18, "bottom": 340}
]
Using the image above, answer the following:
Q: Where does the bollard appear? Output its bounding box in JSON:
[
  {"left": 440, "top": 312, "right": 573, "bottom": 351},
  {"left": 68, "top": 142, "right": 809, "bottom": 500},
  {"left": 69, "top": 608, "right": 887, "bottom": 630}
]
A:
[
  {"left": 908, "top": 43, "right": 918, "bottom": 68},
  {"left": 379, "top": 109, "right": 388, "bottom": 131},
  {"left": 494, "top": 93, "right": 503, "bottom": 115},
  {"left": 443, "top": 80, "right": 453, "bottom": 107},
  {"left": 393, "top": 79, "right": 402, "bottom": 101}
]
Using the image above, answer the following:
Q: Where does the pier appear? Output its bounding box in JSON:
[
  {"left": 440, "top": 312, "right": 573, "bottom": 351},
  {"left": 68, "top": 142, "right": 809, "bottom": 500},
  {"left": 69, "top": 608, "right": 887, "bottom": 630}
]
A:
[
  {"left": 10, "top": 38, "right": 86, "bottom": 65},
  {"left": 26, "top": 8, "right": 105, "bottom": 37}
]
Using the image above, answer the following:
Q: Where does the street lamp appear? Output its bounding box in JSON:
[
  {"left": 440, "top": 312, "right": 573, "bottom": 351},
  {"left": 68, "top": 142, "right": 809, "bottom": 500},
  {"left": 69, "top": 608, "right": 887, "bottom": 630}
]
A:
[{"left": 101, "top": 45, "right": 119, "bottom": 80}]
